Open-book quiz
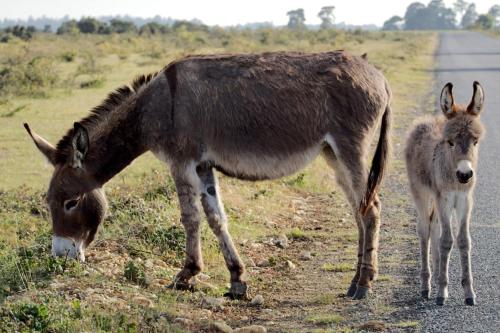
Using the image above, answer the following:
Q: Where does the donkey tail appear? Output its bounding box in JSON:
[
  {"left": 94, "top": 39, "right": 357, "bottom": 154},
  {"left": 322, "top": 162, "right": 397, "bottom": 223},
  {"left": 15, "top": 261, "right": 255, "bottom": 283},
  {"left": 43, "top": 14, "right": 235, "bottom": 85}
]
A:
[{"left": 359, "top": 101, "right": 392, "bottom": 216}]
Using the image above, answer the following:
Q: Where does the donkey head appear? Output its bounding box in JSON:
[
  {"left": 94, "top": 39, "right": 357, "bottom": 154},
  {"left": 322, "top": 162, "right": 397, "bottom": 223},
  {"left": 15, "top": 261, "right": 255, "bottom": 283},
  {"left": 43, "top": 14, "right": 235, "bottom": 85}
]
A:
[
  {"left": 24, "top": 123, "right": 107, "bottom": 261},
  {"left": 440, "top": 81, "right": 485, "bottom": 184}
]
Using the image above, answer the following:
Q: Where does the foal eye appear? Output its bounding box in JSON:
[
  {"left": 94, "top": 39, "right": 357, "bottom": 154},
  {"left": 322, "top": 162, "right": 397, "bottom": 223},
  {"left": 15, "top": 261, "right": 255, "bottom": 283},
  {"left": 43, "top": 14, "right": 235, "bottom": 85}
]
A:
[
  {"left": 448, "top": 140, "right": 455, "bottom": 147},
  {"left": 64, "top": 199, "right": 79, "bottom": 211}
]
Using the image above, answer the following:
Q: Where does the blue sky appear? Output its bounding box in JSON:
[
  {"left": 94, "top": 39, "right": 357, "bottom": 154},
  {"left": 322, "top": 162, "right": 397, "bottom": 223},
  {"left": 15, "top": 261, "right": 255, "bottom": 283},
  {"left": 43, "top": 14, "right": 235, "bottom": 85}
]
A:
[{"left": 1, "top": 0, "right": 498, "bottom": 26}]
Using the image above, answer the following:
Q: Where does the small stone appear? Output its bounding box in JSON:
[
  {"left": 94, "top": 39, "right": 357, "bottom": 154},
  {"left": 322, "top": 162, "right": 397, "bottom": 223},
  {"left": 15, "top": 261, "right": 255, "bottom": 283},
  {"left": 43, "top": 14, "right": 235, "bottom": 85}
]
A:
[
  {"left": 144, "top": 259, "right": 154, "bottom": 269},
  {"left": 246, "top": 259, "right": 256, "bottom": 267},
  {"left": 250, "top": 294, "right": 264, "bottom": 306},
  {"left": 201, "top": 297, "right": 226, "bottom": 310},
  {"left": 257, "top": 259, "right": 270, "bottom": 267},
  {"left": 313, "top": 241, "right": 323, "bottom": 247},
  {"left": 274, "top": 235, "right": 289, "bottom": 249},
  {"left": 198, "top": 273, "right": 211, "bottom": 281},
  {"left": 210, "top": 320, "right": 233, "bottom": 333},
  {"left": 285, "top": 260, "right": 296, "bottom": 270},
  {"left": 234, "top": 325, "right": 267, "bottom": 333},
  {"left": 300, "top": 251, "right": 312, "bottom": 261},
  {"left": 174, "top": 317, "right": 194, "bottom": 326}
]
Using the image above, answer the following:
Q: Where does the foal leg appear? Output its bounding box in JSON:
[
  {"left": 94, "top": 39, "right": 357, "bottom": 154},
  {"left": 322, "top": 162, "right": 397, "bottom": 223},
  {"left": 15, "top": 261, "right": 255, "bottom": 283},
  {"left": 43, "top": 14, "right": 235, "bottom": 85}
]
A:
[
  {"left": 197, "top": 165, "right": 248, "bottom": 299},
  {"left": 435, "top": 192, "right": 455, "bottom": 306},
  {"left": 170, "top": 163, "right": 203, "bottom": 290},
  {"left": 413, "top": 192, "right": 432, "bottom": 299},
  {"left": 456, "top": 192, "right": 475, "bottom": 306}
]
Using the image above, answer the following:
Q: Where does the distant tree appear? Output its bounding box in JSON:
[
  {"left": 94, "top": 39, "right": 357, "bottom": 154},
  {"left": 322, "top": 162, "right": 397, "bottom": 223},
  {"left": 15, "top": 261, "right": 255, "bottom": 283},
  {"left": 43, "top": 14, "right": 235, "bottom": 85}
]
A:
[
  {"left": 139, "top": 22, "right": 169, "bottom": 35},
  {"left": 488, "top": 4, "right": 500, "bottom": 26},
  {"left": 475, "top": 14, "right": 494, "bottom": 29},
  {"left": 382, "top": 15, "right": 404, "bottom": 30},
  {"left": 287, "top": 9, "right": 306, "bottom": 30},
  {"left": 318, "top": 6, "right": 335, "bottom": 29},
  {"left": 5, "top": 25, "right": 36, "bottom": 40},
  {"left": 461, "top": 3, "right": 478, "bottom": 28},
  {"left": 77, "top": 17, "right": 103, "bottom": 34},
  {"left": 404, "top": 2, "right": 427, "bottom": 29},
  {"left": 172, "top": 20, "right": 208, "bottom": 32},
  {"left": 453, "top": 0, "right": 469, "bottom": 26},
  {"left": 57, "top": 20, "right": 79, "bottom": 34},
  {"left": 404, "top": 1, "right": 455, "bottom": 30},
  {"left": 108, "top": 19, "right": 137, "bottom": 34},
  {"left": 43, "top": 24, "right": 51, "bottom": 33}
]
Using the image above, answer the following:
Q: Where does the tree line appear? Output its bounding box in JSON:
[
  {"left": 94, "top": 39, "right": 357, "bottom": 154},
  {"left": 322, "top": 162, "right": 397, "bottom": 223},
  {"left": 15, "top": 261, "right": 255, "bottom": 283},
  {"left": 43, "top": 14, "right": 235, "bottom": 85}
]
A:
[{"left": 383, "top": 0, "right": 500, "bottom": 30}]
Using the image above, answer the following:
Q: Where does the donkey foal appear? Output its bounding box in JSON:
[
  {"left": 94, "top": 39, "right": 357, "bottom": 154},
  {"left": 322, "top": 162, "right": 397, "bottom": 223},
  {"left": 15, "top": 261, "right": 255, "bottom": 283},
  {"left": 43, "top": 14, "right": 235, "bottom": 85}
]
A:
[{"left": 405, "top": 82, "right": 485, "bottom": 306}]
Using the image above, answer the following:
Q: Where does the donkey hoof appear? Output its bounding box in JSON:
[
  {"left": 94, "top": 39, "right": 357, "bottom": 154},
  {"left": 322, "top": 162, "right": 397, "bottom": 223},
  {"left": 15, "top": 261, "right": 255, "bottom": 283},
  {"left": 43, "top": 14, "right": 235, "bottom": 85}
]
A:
[
  {"left": 352, "top": 286, "right": 369, "bottom": 300},
  {"left": 436, "top": 297, "right": 446, "bottom": 306},
  {"left": 224, "top": 281, "right": 248, "bottom": 300},
  {"left": 421, "top": 290, "right": 430, "bottom": 300},
  {"left": 346, "top": 283, "right": 358, "bottom": 297},
  {"left": 167, "top": 280, "right": 196, "bottom": 292},
  {"left": 465, "top": 298, "right": 475, "bottom": 306}
]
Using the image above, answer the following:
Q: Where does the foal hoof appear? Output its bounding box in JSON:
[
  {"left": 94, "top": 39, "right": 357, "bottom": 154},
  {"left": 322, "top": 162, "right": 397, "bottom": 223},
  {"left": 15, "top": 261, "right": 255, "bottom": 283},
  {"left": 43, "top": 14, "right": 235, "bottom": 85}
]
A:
[
  {"left": 436, "top": 297, "right": 446, "bottom": 306},
  {"left": 346, "top": 283, "right": 358, "bottom": 297},
  {"left": 167, "top": 279, "right": 196, "bottom": 292},
  {"left": 224, "top": 281, "right": 248, "bottom": 300},
  {"left": 352, "top": 286, "right": 369, "bottom": 300},
  {"left": 465, "top": 298, "right": 475, "bottom": 306},
  {"left": 421, "top": 290, "right": 430, "bottom": 300}
]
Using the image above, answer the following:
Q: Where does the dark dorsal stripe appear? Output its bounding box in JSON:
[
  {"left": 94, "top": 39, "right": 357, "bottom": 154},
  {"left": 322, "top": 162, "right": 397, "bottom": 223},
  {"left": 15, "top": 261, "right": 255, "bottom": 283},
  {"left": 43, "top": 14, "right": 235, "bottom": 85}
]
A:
[
  {"left": 164, "top": 64, "right": 177, "bottom": 129},
  {"left": 54, "top": 72, "right": 158, "bottom": 164}
]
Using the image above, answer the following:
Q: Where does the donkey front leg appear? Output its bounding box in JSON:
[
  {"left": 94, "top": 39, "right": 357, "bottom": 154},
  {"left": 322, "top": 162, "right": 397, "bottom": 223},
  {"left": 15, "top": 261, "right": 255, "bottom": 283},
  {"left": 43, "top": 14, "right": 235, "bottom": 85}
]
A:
[
  {"left": 171, "top": 164, "right": 204, "bottom": 290},
  {"left": 456, "top": 192, "right": 476, "bottom": 305},
  {"left": 436, "top": 193, "right": 454, "bottom": 306},
  {"left": 197, "top": 166, "right": 248, "bottom": 299}
]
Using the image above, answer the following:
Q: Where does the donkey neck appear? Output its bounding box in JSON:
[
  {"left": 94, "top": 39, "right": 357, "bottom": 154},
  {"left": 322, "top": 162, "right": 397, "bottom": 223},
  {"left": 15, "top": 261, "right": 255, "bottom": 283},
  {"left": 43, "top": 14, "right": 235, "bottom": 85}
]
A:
[{"left": 86, "top": 99, "right": 148, "bottom": 185}]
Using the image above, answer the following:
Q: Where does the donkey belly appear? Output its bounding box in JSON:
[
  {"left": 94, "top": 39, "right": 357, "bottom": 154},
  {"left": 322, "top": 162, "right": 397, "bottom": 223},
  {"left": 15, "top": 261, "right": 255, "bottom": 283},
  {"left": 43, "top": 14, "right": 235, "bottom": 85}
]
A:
[{"left": 202, "top": 143, "right": 324, "bottom": 181}]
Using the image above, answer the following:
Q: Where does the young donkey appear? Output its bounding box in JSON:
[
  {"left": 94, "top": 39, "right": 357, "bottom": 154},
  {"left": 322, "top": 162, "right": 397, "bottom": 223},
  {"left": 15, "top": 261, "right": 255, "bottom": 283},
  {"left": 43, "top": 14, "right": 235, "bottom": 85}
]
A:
[
  {"left": 25, "top": 51, "right": 391, "bottom": 300},
  {"left": 406, "top": 82, "right": 485, "bottom": 306}
]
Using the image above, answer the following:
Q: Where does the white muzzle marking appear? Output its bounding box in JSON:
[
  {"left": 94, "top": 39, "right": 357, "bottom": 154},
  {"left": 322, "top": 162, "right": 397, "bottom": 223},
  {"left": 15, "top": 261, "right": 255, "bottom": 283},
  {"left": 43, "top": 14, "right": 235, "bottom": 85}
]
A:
[
  {"left": 52, "top": 236, "right": 85, "bottom": 262},
  {"left": 457, "top": 160, "right": 473, "bottom": 175}
]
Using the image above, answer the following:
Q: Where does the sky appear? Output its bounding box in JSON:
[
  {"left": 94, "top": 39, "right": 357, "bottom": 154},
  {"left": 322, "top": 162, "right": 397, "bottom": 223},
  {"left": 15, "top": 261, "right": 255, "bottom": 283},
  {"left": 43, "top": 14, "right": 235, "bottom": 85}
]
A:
[{"left": 1, "top": 0, "right": 498, "bottom": 27}]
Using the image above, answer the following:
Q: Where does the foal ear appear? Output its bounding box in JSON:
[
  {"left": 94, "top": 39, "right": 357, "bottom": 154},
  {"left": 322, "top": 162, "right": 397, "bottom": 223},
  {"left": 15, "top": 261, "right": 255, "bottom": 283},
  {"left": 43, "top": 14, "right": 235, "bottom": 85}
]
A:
[
  {"left": 467, "top": 81, "right": 484, "bottom": 116},
  {"left": 440, "top": 82, "right": 455, "bottom": 118},
  {"left": 23, "top": 123, "right": 57, "bottom": 165},
  {"left": 71, "top": 122, "right": 89, "bottom": 169}
]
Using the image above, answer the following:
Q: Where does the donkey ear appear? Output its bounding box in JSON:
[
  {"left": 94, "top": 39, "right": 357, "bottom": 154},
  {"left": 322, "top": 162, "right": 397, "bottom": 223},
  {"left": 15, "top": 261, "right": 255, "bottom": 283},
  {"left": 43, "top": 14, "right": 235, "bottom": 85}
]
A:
[
  {"left": 467, "top": 81, "right": 484, "bottom": 116},
  {"left": 71, "top": 122, "right": 89, "bottom": 169},
  {"left": 24, "top": 123, "right": 57, "bottom": 165},
  {"left": 440, "top": 82, "right": 455, "bottom": 118}
]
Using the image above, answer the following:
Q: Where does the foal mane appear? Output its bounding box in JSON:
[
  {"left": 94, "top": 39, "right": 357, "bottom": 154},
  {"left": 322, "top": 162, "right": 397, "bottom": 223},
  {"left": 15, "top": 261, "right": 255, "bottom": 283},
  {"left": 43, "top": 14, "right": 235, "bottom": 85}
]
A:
[{"left": 54, "top": 72, "right": 158, "bottom": 164}]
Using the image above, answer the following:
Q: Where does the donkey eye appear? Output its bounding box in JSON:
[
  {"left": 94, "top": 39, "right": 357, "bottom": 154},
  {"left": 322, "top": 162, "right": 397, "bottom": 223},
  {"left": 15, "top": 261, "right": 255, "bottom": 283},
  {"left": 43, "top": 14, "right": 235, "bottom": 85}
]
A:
[
  {"left": 64, "top": 199, "right": 79, "bottom": 211},
  {"left": 473, "top": 140, "right": 478, "bottom": 146},
  {"left": 448, "top": 140, "right": 455, "bottom": 147}
]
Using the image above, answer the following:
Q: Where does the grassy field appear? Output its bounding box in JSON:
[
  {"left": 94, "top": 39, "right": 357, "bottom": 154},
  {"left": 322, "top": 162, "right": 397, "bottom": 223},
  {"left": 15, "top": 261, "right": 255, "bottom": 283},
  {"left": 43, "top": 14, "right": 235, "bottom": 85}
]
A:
[{"left": 0, "top": 29, "right": 437, "bottom": 332}]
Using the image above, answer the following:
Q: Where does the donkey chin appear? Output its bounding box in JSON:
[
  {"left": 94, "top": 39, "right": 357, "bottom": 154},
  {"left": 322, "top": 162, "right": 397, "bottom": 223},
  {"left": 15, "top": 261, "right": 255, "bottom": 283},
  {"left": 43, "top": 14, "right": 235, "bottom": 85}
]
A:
[
  {"left": 456, "top": 160, "right": 474, "bottom": 184},
  {"left": 52, "top": 236, "right": 86, "bottom": 262}
]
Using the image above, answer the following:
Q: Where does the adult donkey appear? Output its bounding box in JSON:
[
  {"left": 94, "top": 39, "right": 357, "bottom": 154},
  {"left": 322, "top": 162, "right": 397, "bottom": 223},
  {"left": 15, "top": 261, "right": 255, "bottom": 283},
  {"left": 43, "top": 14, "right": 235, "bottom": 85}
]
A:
[
  {"left": 24, "top": 51, "right": 391, "bottom": 300},
  {"left": 406, "top": 82, "right": 485, "bottom": 306}
]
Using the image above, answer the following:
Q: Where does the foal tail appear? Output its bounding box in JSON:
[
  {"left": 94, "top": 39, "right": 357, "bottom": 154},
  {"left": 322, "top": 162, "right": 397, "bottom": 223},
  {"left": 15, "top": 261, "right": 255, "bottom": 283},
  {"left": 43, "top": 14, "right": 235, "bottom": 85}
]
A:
[{"left": 359, "top": 100, "right": 392, "bottom": 216}]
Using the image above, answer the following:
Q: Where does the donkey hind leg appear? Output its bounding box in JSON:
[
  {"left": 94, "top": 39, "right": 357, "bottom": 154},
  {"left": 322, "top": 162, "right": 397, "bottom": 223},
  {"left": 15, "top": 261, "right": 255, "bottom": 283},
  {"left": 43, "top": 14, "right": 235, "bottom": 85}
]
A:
[
  {"left": 456, "top": 192, "right": 475, "bottom": 305},
  {"left": 435, "top": 193, "right": 455, "bottom": 306},
  {"left": 197, "top": 165, "right": 248, "bottom": 299},
  {"left": 323, "top": 145, "right": 371, "bottom": 299},
  {"left": 413, "top": 192, "right": 433, "bottom": 299},
  {"left": 170, "top": 163, "right": 204, "bottom": 291}
]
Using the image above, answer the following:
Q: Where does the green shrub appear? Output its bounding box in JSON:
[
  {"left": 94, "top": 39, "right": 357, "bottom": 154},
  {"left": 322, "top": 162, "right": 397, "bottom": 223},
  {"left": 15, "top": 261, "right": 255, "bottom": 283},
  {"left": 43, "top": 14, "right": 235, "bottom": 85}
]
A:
[{"left": 124, "top": 260, "right": 148, "bottom": 286}]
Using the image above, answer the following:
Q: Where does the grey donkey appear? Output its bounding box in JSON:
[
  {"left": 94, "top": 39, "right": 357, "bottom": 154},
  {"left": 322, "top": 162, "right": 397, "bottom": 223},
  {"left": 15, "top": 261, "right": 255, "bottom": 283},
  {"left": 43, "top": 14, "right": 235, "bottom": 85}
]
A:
[
  {"left": 405, "top": 82, "right": 485, "bottom": 306},
  {"left": 24, "top": 51, "right": 391, "bottom": 300}
]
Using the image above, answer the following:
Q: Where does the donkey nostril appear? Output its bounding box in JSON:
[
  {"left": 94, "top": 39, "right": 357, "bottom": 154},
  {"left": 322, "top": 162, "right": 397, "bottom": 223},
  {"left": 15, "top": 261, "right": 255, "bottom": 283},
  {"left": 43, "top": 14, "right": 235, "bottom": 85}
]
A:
[{"left": 456, "top": 170, "right": 473, "bottom": 183}]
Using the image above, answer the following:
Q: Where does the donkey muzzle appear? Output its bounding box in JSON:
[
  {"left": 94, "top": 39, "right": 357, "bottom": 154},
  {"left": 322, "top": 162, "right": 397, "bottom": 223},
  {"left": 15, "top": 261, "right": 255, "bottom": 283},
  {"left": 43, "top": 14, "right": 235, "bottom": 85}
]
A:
[
  {"left": 52, "top": 236, "right": 85, "bottom": 262},
  {"left": 456, "top": 160, "right": 474, "bottom": 184},
  {"left": 456, "top": 170, "right": 473, "bottom": 184}
]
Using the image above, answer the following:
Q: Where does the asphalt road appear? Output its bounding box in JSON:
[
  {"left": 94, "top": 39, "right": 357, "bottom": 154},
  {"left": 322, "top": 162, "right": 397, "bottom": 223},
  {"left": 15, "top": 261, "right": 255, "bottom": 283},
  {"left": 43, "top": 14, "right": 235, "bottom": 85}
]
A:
[{"left": 420, "top": 31, "right": 500, "bottom": 332}]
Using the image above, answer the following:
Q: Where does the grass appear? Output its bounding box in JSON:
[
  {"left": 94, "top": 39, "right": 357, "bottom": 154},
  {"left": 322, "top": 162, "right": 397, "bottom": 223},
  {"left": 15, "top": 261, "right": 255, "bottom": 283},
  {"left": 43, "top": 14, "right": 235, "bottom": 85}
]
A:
[{"left": 0, "top": 29, "right": 437, "bottom": 332}]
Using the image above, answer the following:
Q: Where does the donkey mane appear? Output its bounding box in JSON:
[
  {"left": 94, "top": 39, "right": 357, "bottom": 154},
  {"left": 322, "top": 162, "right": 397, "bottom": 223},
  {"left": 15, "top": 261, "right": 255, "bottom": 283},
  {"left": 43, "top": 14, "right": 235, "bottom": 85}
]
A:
[{"left": 54, "top": 72, "right": 158, "bottom": 164}]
